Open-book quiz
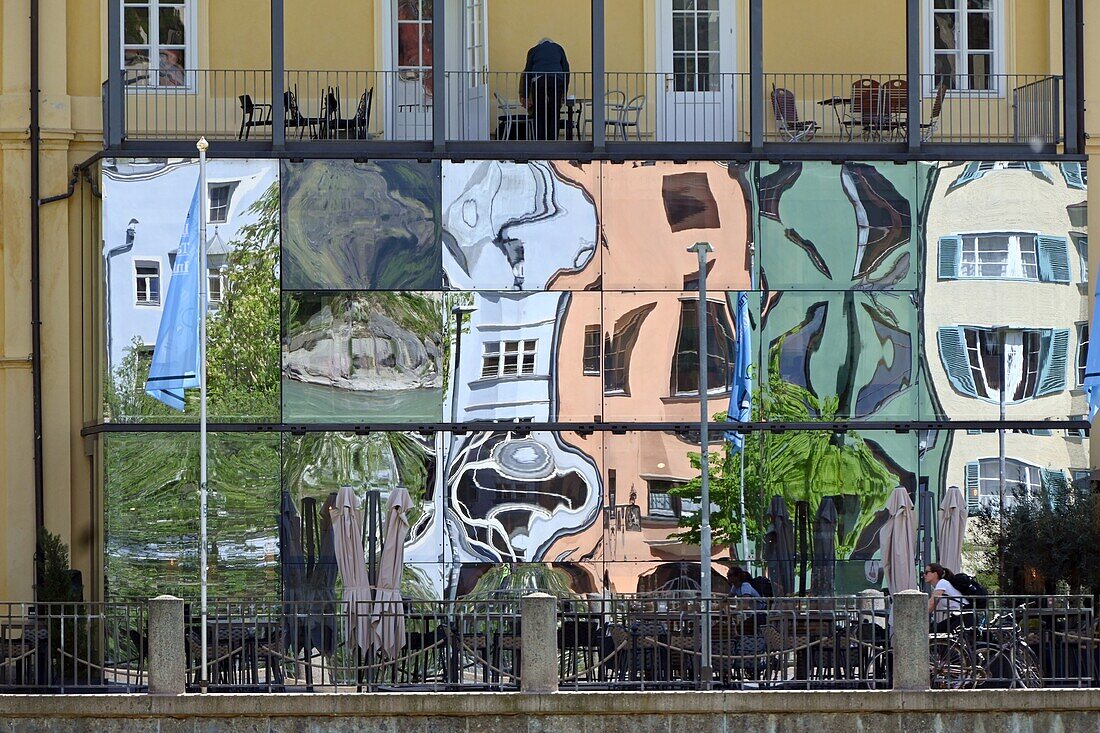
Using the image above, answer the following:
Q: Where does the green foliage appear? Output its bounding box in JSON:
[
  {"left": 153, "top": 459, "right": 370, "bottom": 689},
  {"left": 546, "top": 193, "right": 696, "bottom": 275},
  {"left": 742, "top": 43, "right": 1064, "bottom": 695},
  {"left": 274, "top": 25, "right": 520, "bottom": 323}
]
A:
[
  {"left": 972, "top": 480, "right": 1100, "bottom": 599},
  {"left": 464, "top": 564, "right": 580, "bottom": 600},
  {"left": 669, "top": 345, "right": 899, "bottom": 561},
  {"left": 37, "top": 529, "right": 78, "bottom": 603}
]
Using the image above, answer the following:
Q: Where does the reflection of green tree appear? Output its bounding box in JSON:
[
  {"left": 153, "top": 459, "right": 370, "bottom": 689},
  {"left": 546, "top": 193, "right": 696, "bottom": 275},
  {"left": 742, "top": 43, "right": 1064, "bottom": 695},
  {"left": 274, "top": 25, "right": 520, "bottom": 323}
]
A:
[
  {"left": 463, "top": 564, "right": 580, "bottom": 600},
  {"left": 670, "top": 346, "right": 898, "bottom": 560}
]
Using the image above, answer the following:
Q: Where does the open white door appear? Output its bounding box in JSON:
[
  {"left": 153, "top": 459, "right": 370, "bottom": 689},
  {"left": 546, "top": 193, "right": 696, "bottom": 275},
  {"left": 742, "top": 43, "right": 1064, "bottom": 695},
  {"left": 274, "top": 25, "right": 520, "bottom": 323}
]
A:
[
  {"left": 656, "top": 0, "right": 736, "bottom": 142},
  {"left": 461, "top": 0, "right": 490, "bottom": 140},
  {"left": 385, "top": 0, "right": 434, "bottom": 140}
]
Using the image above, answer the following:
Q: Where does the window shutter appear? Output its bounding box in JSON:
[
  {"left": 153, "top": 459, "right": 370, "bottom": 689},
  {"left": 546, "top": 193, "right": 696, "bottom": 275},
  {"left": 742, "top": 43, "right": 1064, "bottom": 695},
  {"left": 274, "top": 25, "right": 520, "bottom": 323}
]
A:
[
  {"left": 1025, "top": 162, "right": 1053, "bottom": 183},
  {"left": 1040, "top": 468, "right": 1068, "bottom": 493},
  {"left": 938, "top": 236, "right": 962, "bottom": 280},
  {"left": 949, "top": 162, "right": 981, "bottom": 190},
  {"left": 1061, "top": 163, "right": 1086, "bottom": 189},
  {"left": 964, "top": 462, "right": 980, "bottom": 513},
  {"left": 1037, "top": 236, "right": 1071, "bottom": 283},
  {"left": 937, "top": 327, "right": 977, "bottom": 397},
  {"left": 1036, "top": 328, "right": 1070, "bottom": 396}
]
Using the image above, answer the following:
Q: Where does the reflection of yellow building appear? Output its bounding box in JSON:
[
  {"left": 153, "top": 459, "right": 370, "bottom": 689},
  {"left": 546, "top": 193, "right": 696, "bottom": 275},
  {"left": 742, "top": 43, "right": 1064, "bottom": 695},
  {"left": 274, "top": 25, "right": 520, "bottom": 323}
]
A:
[
  {"left": 0, "top": 0, "right": 1095, "bottom": 599},
  {"left": 924, "top": 161, "right": 1089, "bottom": 511}
]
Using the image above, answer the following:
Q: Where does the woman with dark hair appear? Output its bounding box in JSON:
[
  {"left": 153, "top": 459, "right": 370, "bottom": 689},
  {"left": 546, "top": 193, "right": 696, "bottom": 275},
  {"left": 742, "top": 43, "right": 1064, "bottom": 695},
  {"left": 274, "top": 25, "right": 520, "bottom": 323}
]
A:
[{"left": 924, "top": 562, "right": 968, "bottom": 631}]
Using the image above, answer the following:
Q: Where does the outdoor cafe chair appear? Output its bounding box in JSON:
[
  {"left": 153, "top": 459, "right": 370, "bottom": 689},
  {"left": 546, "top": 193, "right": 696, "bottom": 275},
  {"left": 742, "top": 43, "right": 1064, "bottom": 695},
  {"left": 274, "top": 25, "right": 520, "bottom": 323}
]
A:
[
  {"left": 842, "top": 78, "right": 879, "bottom": 140},
  {"left": 579, "top": 90, "right": 626, "bottom": 140},
  {"left": 918, "top": 81, "right": 949, "bottom": 142},
  {"left": 330, "top": 88, "right": 373, "bottom": 140},
  {"left": 606, "top": 94, "right": 646, "bottom": 141},
  {"left": 770, "top": 85, "right": 819, "bottom": 142},
  {"left": 237, "top": 94, "right": 272, "bottom": 140},
  {"left": 283, "top": 88, "right": 320, "bottom": 139},
  {"left": 494, "top": 92, "right": 528, "bottom": 140}
]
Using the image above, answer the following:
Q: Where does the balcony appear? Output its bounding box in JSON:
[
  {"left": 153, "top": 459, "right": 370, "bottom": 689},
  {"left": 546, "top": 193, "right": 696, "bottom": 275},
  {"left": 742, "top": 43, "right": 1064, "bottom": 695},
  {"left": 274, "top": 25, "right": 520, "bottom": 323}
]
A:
[{"left": 108, "top": 68, "right": 1065, "bottom": 154}]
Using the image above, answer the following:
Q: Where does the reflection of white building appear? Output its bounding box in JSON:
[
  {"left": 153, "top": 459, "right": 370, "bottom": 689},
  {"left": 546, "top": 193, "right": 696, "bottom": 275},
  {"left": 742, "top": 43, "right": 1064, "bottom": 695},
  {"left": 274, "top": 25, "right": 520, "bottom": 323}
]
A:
[
  {"left": 102, "top": 159, "right": 278, "bottom": 377},
  {"left": 443, "top": 292, "right": 602, "bottom": 564},
  {"left": 925, "top": 161, "right": 1088, "bottom": 511}
]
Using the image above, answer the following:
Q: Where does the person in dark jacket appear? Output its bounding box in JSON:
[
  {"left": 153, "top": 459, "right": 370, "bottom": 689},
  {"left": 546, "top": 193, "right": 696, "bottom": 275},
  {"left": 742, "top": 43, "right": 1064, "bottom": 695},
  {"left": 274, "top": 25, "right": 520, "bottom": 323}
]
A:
[{"left": 521, "top": 38, "right": 570, "bottom": 140}]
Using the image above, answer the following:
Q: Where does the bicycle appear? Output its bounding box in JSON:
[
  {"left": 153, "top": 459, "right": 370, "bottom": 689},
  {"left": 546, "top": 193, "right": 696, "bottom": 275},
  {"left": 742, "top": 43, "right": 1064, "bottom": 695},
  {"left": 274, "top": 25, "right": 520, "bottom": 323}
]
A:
[{"left": 928, "top": 603, "right": 1042, "bottom": 689}]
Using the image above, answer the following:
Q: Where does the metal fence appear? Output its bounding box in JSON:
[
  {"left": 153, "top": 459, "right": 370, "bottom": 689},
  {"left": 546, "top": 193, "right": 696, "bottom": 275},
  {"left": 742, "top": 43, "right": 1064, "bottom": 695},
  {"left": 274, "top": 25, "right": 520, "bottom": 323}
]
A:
[
  {"left": 285, "top": 70, "right": 432, "bottom": 142},
  {"left": 0, "top": 602, "right": 147, "bottom": 693},
  {"left": 763, "top": 73, "right": 1063, "bottom": 145},
  {"left": 445, "top": 71, "right": 592, "bottom": 141},
  {"left": 122, "top": 69, "right": 273, "bottom": 141},
  {"left": 189, "top": 598, "right": 520, "bottom": 692},
  {"left": 928, "top": 595, "right": 1095, "bottom": 689},
  {"left": 558, "top": 594, "right": 892, "bottom": 691}
]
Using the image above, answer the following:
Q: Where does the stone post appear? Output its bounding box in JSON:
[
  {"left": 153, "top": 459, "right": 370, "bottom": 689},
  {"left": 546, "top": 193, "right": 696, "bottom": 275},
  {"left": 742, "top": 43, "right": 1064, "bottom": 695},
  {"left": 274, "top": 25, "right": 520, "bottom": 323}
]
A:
[
  {"left": 891, "top": 589, "right": 929, "bottom": 690},
  {"left": 148, "top": 595, "right": 186, "bottom": 695},
  {"left": 520, "top": 593, "right": 558, "bottom": 693}
]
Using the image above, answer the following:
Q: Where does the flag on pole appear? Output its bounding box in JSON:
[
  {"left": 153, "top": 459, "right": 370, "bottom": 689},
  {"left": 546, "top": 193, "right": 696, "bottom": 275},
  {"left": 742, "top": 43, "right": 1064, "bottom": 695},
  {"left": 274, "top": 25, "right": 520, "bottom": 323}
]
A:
[
  {"left": 1083, "top": 262, "right": 1100, "bottom": 421},
  {"left": 145, "top": 180, "right": 202, "bottom": 410},
  {"left": 724, "top": 291, "right": 753, "bottom": 450}
]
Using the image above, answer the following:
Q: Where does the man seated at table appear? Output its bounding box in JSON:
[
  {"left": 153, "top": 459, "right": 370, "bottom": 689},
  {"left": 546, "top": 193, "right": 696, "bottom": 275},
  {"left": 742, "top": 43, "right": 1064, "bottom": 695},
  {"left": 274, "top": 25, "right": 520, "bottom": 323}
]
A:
[{"left": 520, "top": 38, "right": 570, "bottom": 140}]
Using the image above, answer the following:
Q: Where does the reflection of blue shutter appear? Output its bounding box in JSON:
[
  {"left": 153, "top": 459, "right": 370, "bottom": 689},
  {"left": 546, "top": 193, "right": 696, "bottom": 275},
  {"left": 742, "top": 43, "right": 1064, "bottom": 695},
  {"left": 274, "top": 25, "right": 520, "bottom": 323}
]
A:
[
  {"left": 938, "top": 327, "right": 977, "bottom": 397},
  {"left": 938, "top": 236, "right": 962, "bottom": 280},
  {"left": 1036, "top": 328, "right": 1070, "bottom": 397},
  {"left": 1037, "top": 236, "right": 1071, "bottom": 283},
  {"left": 1061, "top": 163, "right": 1086, "bottom": 189},
  {"left": 965, "top": 462, "right": 981, "bottom": 513},
  {"left": 1040, "top": 468, "right": 1067, "bottom": 493},
  {"left": 1026, "top": 162, "right": 1053, "bottom": 183},
  {"left": 950, "top": 162, "right": 982, "bottom": 190}
]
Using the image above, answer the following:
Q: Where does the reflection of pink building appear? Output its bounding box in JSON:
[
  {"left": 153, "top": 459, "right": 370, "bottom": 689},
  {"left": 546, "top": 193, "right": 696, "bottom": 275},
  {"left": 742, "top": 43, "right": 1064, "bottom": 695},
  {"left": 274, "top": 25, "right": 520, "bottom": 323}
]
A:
[{"left": 549, "top": 162, "right": 753, "bottom": 592}]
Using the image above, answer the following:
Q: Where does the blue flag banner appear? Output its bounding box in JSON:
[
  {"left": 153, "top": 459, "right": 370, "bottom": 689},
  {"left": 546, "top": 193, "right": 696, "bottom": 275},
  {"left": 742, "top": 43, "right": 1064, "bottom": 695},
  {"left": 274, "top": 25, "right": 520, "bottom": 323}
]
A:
[
  {"left": 145, "top": 180, "right": 202, "bottom": 410},
  {"left": 1083, "top": 262, "right": 1100, "bottom": 422},
  {"left": 724, "top": 291, "right": 753, "bottom": 450}
]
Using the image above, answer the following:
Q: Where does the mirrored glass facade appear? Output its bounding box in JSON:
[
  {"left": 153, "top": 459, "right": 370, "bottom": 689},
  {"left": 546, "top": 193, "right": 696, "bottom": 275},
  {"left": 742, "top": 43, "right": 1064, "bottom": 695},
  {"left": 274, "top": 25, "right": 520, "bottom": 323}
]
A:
[{"left": 99, "top": 158, "right": 1089, "bottom": 600}]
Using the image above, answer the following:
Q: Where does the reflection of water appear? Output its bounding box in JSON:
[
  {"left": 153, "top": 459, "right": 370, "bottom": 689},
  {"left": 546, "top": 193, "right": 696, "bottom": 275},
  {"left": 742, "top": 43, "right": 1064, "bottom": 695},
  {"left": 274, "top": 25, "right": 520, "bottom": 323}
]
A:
[{"left": 282, "top": 379, "right": 442, "bottom": 422}]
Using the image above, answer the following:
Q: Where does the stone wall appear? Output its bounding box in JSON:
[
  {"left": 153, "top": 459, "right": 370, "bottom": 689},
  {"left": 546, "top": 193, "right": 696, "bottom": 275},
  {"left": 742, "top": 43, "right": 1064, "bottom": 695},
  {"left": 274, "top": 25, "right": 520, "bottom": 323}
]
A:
[{"left": 3, "top": 690, "right": 1100, "bottom": 733}]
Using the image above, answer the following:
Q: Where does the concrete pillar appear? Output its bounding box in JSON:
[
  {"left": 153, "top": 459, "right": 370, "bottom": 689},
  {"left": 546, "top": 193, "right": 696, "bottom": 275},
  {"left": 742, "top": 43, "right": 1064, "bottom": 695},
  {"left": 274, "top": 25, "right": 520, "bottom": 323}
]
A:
[
  {"left": 148, "top": 595, "right": 186, "bottom": 695},
  {"left": 520, "top": 592, "right": 558, "bottom": 693},
  {"left": 891, "top": 589, "right": 929, "bottom": 690}
]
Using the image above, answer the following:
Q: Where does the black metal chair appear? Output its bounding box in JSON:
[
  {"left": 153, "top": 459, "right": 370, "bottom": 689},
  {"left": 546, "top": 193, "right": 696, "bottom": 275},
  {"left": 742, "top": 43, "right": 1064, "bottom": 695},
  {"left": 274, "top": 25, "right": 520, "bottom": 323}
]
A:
[
  {"left": 330, "top": 88, "right": 373, "bottom": 140},
  {"left": 283, "top": 88, "right": 319, "bottom": 139},
  {"left": 237, "top": 94, "right": 272, "bottom": 140}
]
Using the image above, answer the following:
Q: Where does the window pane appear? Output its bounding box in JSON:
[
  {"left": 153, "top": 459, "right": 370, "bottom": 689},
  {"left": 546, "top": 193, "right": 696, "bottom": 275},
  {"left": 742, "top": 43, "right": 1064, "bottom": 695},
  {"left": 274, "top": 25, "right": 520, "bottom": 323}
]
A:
[
  {"left": 968, "top": 54, "right": 992, "bottom": 89},
  {"left": 967, "top": 12, "right": 991, "bottom": 50},
  {"left": 966, "top": 0, "right": 991, "bottom": 9},
  {"left": 934, "top": 54, "right": 957, "bottom": 88},
  {"left": 159, "top": 49, "right": 186, "bottom": 86},
  {"left": 673, "top": 14, "right": 693, "bottom": 53},
  {"left": 934, "top": 0, "right": 956, "bottom": 8},
  {"left": 124, "top": 7, "right": 149, "bottom": 45},
  {"left": 124, "top": 48, "right": 150, "bottom": 73},
  {"left": 159, "top": 7, "right": 186, "bottom": 45},
  {"left": 934, "top": 12, "right": 957, "bottom": 50},
  {"left": 698, "top": 12, "right": 719, "bottom": 53}
]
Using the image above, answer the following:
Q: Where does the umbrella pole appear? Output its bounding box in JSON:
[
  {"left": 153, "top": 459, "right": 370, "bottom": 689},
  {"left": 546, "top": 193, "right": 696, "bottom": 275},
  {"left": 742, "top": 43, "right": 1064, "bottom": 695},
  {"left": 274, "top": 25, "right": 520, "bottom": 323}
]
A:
[
  {"left": 739, "top": 447, "right": 749, "bottom": 568},
  {"left": 196, "top": 137, "right": 209, "bottom": 688}
]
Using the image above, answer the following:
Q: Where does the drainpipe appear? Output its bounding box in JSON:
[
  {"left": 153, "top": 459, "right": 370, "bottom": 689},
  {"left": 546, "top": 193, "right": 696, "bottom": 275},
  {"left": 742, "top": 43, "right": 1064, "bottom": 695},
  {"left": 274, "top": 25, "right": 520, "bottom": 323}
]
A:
[{"left": 29, "top": 0, "right": 45, "bottom": 594}]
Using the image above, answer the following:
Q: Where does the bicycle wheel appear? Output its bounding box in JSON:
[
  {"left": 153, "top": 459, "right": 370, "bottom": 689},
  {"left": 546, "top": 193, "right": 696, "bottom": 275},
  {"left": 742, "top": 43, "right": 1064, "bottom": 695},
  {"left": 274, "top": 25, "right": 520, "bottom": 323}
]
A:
[
  {"left": 929, "top": 638, "right": 977, "bottom": 689},
  {"left": 860, "top": 647, "right": 891, "bottom": 689}
]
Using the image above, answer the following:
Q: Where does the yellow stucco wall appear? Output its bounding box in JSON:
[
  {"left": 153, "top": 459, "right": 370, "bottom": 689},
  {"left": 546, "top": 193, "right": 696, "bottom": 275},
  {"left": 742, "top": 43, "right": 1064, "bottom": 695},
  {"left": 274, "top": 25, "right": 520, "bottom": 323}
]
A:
[{"left": 762, "top": 1, "right": 905, "bottom": 73}]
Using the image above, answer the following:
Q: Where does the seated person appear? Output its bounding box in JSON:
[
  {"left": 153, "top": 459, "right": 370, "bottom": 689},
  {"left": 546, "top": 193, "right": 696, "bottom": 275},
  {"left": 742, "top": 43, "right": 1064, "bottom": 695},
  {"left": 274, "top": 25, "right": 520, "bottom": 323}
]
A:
[{"left": 924, "top": 562, "right": 969, "bottom": 632}]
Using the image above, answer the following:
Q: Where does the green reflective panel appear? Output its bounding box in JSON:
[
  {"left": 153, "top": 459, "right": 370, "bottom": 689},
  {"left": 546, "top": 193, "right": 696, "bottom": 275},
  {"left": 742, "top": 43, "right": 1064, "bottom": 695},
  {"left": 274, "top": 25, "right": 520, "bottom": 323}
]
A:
[
  {"left": 760, "top": 291, "right": 918, "bottom": 420},
  {"left": 757, "top": 161, "right": 928, "bottom": 291}
]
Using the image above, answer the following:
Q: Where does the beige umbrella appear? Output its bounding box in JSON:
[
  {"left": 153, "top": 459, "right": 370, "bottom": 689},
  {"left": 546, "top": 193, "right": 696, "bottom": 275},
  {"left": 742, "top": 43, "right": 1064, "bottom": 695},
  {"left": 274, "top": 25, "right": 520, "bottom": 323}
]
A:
[
  {"left": 330, "top": 486, "right": 373, "bottom": 654},
  {"left": 370, "top": 486, "right": 412, "bottom": 660},
  {"left": 937, "top": 485, "right": 968, "bottom": 575},
  {"left": 878, "top": 486, "right": 917, "bottom": 595}
]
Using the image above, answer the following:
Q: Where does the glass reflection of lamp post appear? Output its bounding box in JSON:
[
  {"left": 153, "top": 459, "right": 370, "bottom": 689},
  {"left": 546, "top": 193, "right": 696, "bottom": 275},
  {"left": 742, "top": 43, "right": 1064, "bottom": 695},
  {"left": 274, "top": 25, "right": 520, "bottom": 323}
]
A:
[
  {"left": 997, "top": 327, "right": 1008, "bottom": 589},
  {"left": 447, "top": 303, "right": 476, "bottom": 602}
]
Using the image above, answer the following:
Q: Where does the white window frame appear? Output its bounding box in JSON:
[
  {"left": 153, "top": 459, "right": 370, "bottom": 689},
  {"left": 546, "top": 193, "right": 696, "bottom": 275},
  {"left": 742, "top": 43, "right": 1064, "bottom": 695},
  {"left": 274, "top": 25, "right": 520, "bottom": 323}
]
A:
[
  {"left": 479, "top": 340, "right": 538, "bottom": 380},
  {"left": 121, "top": 0, "right": 197, "bottom": 90},
  {"left": 1076, "top": 322, "right": 1088, "bottom": 387},
  {"left": 207, "top": 266, "right": 226, "bottom": 305},
  {"left": 974, "top": 456, "right": 1042, "bottom": 499},
  {"left": 133, "top": 258, "right": 162, "bottom": 307},
  {"left": 961, "top": 326, "right": 1043, "bottom": 403},
  {"left": 922, "top": 0, "right": 1005, "bottom": 96},
  {"left": 207, "top": 182, "right": 237, "bottom": 224},
  {"left": 958, "top": 232, "right": 1040, "bottom": 281}
]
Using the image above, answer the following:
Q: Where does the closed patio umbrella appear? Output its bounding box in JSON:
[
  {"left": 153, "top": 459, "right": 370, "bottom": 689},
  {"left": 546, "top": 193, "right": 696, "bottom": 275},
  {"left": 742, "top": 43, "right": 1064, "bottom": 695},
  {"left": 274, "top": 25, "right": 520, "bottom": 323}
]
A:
[
  {"left": 810, "top": 497, "right": 838, "bottom": 596},
  {"left": 937, "top": 485, "right": 968, "bottom": 575},
  {"left": 330, "top": 486, "right": 373, "bottom": 655},
  {"left": 278, "top": 491, "right": 307, "bottom": 651},
  {"left": 879, "top": 486, "right": 917, "bottom": 595},
  {"left": 371, "top": 486, "right": 412, "bottom": 660},
  {"left": 763, "top": 495, "right": 795, "bottom": 596}
]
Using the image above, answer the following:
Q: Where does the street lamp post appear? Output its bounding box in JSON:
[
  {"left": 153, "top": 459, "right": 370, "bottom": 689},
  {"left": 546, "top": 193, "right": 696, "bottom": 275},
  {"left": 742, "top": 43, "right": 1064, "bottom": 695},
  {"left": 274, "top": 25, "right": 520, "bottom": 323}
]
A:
[{"left": 688, "top": 241, "right": 714, "bottom": 687}]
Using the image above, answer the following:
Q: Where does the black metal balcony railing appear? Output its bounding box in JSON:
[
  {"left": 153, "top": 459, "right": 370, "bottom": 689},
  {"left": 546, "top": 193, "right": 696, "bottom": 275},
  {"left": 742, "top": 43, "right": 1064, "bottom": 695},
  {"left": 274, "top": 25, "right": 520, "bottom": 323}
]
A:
[{"left": 109, "top": 69, "right": 1065, "bottom": 149}]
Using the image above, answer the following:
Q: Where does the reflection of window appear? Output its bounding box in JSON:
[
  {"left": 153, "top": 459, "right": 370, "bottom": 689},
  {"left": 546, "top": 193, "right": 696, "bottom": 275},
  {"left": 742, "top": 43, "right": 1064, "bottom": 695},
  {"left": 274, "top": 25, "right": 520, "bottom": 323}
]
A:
[
  {"left": 122, "top": 0, "right": 192, "bottom": 87},
  {"left": 1072, "top": 234, "right": 1087, "bottom": 284},
  {"left": 939, "top": 233, "right": 1069, "bottom": 283},
  {"left": 1060, "top": 162, "right": 1087, "bottom": 189},
  {"left": 937, "top": 326, "right": 1069, "bottom": 401},
  {"left": 397, "top": 0, "right": 433, "bottom": 91},
  {"left": 926, "top": 0, "right": 1000, "bottom": 92},
  {"left": 671, "top": 299, "right": 735, "bottom": 396},
  {"left": 208, "top": 267, "right": 225, "bottom": 304},
  {"left": 949, "top": 161, "right": 1050, "bottom": 190},
  {"left": 605, "top": 304, "right": 655, "bottom": 395},
  {"left": 1072, "top": 469, "right": 1090, "bottom": 490},
  {"left": 1077, "top": 322, "right": 1088, "bottom": 386},
  {"left": 647, "top": 479, "right": 688, "bottom": 519},
  {"left": 661, "top": 173, "right": 720, "bottom": 232},
  {"left": 208, "top": 183, "right": 234, "bottom": 224},
  {"left": 582, "top": 325, "right": 600, "bottom": 376},
  {"left": 1066, "top": 415, "right": 1087, "bottom": 439},
  {"left": 480, "top": 340, "right": 536, "bottom": 379},
  {"left": 965, "top": 457, "right": 1056, "bottom": 511},
  {"left": 134, "top": 259, "right": 161, "bottom": 305}
]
